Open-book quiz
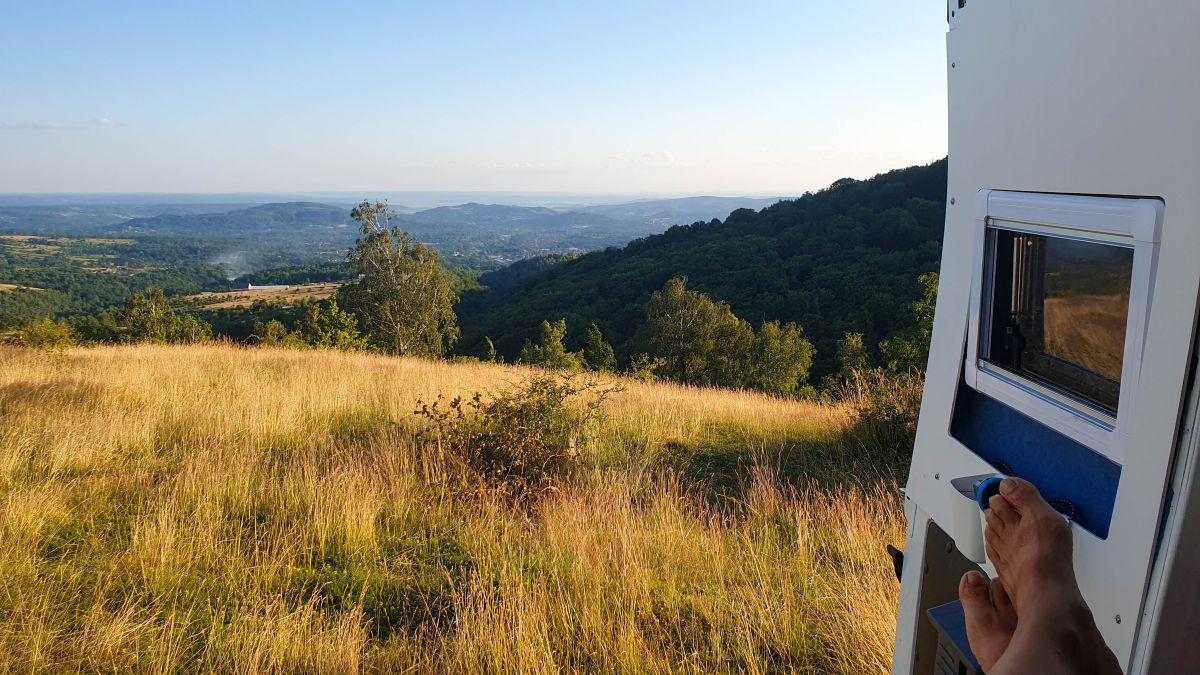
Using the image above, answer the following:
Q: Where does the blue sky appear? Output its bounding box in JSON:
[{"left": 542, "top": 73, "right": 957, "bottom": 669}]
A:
[{"left": 0, "top": 1, "right": 947, "bottom": 194}]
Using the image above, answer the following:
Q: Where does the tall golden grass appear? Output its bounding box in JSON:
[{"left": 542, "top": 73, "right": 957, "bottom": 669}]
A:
[
  {"left": 0, "top": 343, "right": 903, "bottom": 673},
  {"left": 1043, "top": 294, "right": 1128, "bottom": 381}
]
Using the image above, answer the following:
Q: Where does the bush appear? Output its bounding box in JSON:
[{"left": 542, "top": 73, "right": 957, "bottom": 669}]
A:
[
  {"left": 16, "top": 318, "right": 77, "bottom": 350},
  {"left": 415, "top": 375, "right": 621, "bottom": 497},
  {"left": 625, "top": 354, "right": 665, "bottom": 382},
  {"left": 837, "top": 367, "right": 924, "bottom": 462}
]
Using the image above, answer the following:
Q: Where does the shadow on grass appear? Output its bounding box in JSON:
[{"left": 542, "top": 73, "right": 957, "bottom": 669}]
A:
[
  {"left": 288, "top": 522, "right": 473, "bottom": 641},
  {"left": 659, "top": 420, "right": 910, "bottom": 503}
]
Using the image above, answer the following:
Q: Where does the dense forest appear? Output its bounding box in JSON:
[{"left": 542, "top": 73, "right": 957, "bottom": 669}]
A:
[
  {"left": 0, "top": 234, "right": 228, "bottom": 328},
  {"left": 458, "top": 159, "right": 947, "bottom": 379}
]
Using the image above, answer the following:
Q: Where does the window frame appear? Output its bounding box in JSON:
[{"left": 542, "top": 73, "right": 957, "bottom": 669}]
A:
[{"left": 965, "top": 191, "right": 1164, "bottom": 464}]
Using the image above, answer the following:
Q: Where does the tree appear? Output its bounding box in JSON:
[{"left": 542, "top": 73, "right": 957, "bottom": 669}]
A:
[
  {"left": 70, "top": 312, "right": 121, "bottom": 344},
  {"left": 583, "top": 323, "right": 617, "bottom": 372},
  {"left": 748, "top": 321, "right": 814, "bottom": 396},
  {"left": 117, "top": 287, "right": 178, "bottom": 343},
  {"left": 115, "top": 287, "right": 212, "bottom": 344},
  {"left": 520, "top": 319, "right": 584, "bottom": 372},
  {"left": 340, "top": 200, "right": 459, "bottom": 357},
  {"left": 174, "top": 315, "right": 214, "bottom": 344},
  {"left": 837, "top": 332, "right": 871, "bottom": 378},
  {"left": 250, "top": 319, "right": 307, "bottom": 349},
  {"left": 17, "top": 318, "right": 76, "bottom": 350},
  {"left": 295, "top": 299, "right": 367, "bottom": 350},
  {"left": 879, "top": 272, "right": 938, "bottom": 372},
  {"left": 634, "top": 277, "right": 754, "bottom": 388}
]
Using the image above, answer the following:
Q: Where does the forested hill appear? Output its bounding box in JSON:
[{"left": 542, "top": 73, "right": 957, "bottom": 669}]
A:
[
  {"left": 458, "top": 159, "right": 948, "bottom": 379},
  {"left": 116, "top": 202, "right": 353, "bottom": 235}
]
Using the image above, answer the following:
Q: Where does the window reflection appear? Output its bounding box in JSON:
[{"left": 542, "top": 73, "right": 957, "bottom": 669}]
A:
[{"left": 983, "top": 229, "right": 1133, "bottom": 413}]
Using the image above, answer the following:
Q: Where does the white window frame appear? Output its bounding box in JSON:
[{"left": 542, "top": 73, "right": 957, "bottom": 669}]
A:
[{"left": 965, "top": 190, "right": 1164, "bottom": 465}]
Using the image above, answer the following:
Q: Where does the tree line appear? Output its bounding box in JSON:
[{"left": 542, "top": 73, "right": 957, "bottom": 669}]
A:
[{"left": 10, "top": 196, "right": 938, "bottom": 399}]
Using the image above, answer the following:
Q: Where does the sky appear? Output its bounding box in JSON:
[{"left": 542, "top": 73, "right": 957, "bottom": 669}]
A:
[{"left": 0, "top": 1, "right": 948, "bottom": 196}]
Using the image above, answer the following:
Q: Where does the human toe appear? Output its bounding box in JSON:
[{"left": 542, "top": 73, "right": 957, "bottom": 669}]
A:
[
  {"left": 959, "top": 571, "right": 1012, "bottom": 671},
  {"left": 992, "top": 578, "right": 1017, "bottom": 630},
  {"left": 999, "top": 477, "right": 1056, "bottom": 517},
  {"left": 988, "top": 493, "right": 1019, "bottom": 528}
]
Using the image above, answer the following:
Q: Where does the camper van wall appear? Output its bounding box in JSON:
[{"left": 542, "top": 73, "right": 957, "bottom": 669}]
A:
[{"left": 894, "top": 1, "right": 1200, "bottom": 672}]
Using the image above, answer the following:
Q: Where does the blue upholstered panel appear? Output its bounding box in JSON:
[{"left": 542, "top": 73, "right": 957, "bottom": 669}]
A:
[{"left": 950, "top": 383, "right": 1121, "bottom": 539}]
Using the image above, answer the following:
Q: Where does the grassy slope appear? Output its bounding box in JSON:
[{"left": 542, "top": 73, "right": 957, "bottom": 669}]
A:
[{"left": 0, "top": 344, "right": 902, "bottom": 673}]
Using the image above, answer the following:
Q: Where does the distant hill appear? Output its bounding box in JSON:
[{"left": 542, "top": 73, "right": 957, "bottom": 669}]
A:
[
  {"left": 98, "top": 201, "right": 680, "bottom": 270},
  {"left": 574, "top": 196, "right": 784, "bottom": 225},
  {"left": 458, "top": 159, "right": 948, "bottom": 379},
  {"left": 0, "top": 195, "right": 798, "bottom": 275},
  {"left": 396, "top": 203, "right": 654, "bottom": 264},
  {"left": 411, "top": 203, "right": 577, "bottom": 227},
  {"left": 116, "top": 202, "right": 353, "bottom": 236},
  {"left": 0, "top": 203, "right": 255, "bottom": 232}
]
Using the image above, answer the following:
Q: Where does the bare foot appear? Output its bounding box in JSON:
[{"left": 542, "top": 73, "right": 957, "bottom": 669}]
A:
[
  {"left": 958, "top": 571, "right": 1017, "bottom": 671},
  {"left": 959, "top": 477, "right": 1122, "bottom": 674},
  {"left": 983, "top": 476, "right": 1075, "bottom": 613}
]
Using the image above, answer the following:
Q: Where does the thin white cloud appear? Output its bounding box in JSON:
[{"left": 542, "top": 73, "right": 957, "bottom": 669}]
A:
[{"left": 91, "top": 117, "right": 118, "bottom": 128}]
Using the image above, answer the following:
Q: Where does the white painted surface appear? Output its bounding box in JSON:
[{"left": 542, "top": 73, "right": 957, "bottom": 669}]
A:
[{"left": 895, "top": 1, "right": 1200, "bottom": 672}]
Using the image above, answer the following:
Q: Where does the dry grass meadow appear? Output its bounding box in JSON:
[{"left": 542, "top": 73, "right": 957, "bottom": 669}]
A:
[
  {"left": 0, "top": 343, "right": 904, "bottom": 673},
  {"left": 186, "top": 283, "right": 345, "bottom": 310}
]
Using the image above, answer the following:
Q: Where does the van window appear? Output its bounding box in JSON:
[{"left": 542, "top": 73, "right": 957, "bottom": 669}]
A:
[{"left": 982, "top": 228, "right": 1133, "bottom": 413}]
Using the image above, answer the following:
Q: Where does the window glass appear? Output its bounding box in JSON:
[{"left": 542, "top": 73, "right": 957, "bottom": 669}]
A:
[{"left": 982, "top": 228, "right": 1133, "bottom": 413}]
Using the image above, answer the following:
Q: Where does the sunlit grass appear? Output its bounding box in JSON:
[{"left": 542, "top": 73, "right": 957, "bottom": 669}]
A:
[{"left": 0, "top": 343, "right": 903, "bottom": 673}]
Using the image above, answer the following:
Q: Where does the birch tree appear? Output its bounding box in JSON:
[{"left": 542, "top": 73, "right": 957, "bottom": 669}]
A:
[{"left": 341, "top": 200, "right": 459, "bottom": 357}]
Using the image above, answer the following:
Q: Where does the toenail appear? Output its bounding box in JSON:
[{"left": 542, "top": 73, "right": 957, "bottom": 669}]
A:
[{"left": 965, "top": 571, "right": 985, "bottom": 588}]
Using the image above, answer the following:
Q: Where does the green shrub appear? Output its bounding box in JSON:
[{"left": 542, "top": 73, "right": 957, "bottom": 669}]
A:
[
  {"left": 625, "top": 354, "right": 665, "bottom": 382},
  {"left": 415, "top": 375, "right": 621, "bottom": 497},
  {"left": 17, "top": 318, "right": 77, "bottom": 350}
]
